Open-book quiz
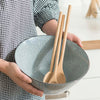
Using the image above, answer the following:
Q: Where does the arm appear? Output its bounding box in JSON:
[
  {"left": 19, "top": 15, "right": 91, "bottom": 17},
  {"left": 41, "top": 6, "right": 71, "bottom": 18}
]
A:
[
  {"left": 34, "top": 0, "right": 59, "bottom": 30},
  {"left": 34, "top": 0, "right": 82, "bottom": 47},
  {"left": 42, "top": 19, "right": 57, "bottom": 35},
  {"left": 0, "top": 59, "right": 43, "bottom": 97}
]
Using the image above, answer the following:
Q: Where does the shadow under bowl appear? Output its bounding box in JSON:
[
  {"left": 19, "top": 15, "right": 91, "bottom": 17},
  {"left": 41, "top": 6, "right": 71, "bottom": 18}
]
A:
[{"left": 15, "top": 35, "right": 89, "bottom": 95}]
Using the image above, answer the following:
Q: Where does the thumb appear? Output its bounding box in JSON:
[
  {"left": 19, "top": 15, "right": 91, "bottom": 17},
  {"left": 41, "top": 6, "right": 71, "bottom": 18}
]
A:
[
  {"left": 73, "top": 34, "right": 83, "bottom": 48},
  {"left": 75, "top": 39, "right": 83, "bottom": 48}
]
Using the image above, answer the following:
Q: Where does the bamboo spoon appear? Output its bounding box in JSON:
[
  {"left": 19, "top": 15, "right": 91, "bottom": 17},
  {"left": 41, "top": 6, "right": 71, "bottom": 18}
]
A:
[
  {"left": 56, "top": 5, "right": 71, "bottom": 84},
  {"left": 43, "top": 12, "right": 63, "bottom": 83},
  {"left": 49, "top": 5, "right": 71, "bottom": 84},
  {"left": 48, "top": 15, "right": 65, "bottom": 84}
]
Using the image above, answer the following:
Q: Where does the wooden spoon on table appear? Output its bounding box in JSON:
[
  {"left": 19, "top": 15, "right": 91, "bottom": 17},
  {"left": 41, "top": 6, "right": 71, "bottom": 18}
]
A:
[
  {"left": 43, "top": 12, "right": 63, "bottom": 83},
  {"left": 49, "top": 5, "right": 71, "bottom": 84}
]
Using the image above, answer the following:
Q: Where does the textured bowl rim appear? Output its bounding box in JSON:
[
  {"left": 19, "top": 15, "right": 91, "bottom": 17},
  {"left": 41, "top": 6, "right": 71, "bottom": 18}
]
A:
[{"left": 15, "top": 35, "right": 90, "bottom": 85}]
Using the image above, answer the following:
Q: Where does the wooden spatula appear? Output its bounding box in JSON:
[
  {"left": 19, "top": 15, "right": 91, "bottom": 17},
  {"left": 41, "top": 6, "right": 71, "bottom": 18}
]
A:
[
  {"left": 48, "top": 15, "right": 65, "bottom": 84},
  {"left": 49, "top": 5, "right": 71, "bottom": 84},
  {"left": 56, "top": 5, "right": 71, "bottom": 84},
  {"left": 43, "top": 12, "right": 63, "bottom": 83}
]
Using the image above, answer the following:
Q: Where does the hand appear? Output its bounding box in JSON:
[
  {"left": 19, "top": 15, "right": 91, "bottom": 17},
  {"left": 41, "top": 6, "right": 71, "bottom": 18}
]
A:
[
  {"left": 42, "top": 20, "right": 82, "bottom": 47},
  {"left": 4, "top": 62, "right": 43, "bottom": 97},
  {"left": 67, "top": 33, "right": 83, "bottom": 48}
]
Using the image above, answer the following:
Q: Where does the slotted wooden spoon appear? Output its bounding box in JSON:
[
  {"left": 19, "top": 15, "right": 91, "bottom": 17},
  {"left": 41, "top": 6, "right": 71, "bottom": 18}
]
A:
[{"left": 49, "top": 5, "right": 71, "bottom": 84}]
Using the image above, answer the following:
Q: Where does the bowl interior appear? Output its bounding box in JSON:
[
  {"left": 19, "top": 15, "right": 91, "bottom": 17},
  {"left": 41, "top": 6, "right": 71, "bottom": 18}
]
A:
[{"left": 15, "top": 36, "right": 89, "bottom": 83}]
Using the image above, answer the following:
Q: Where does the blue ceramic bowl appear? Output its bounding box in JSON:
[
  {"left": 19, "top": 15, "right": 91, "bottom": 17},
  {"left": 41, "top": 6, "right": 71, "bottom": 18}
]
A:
[{"left": 15, "top": 35, "right": 89, "bottom": 95}]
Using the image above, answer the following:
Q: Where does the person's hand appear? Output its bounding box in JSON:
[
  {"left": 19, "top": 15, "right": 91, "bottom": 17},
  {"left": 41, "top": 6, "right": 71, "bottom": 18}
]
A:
[
  {"left": 4, "top": 62, "right": 43, "bottom": 97},
  {"left": 67, "top": 33, "right": 83, "bottom": 48},
  {"left": 42, "top": 20, "right": 82, "bottom": 47}
]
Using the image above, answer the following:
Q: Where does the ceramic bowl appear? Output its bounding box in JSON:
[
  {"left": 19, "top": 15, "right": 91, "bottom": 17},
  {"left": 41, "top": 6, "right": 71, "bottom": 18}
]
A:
[{"left": 15, "top": 35, "right": 89, "bottom": 95}]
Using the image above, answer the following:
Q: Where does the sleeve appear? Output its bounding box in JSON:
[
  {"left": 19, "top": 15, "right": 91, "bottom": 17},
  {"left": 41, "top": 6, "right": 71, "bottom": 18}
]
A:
[{"left": 34, "top": 0, "right": 60, "bottom": 30}]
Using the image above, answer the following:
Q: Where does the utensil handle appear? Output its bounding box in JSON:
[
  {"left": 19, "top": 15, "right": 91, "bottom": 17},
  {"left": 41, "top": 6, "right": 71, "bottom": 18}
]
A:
[
  {"left": 59, "top": 5, "right": 71, "bottom": 64},
  {"left": 82, "top": 40, "right": 100, "bottom": 50},
  {"left": 50, "top": 12, "right": 62, "bottom": 72},
  {"left": 96, "top": 0, "right": 100, "bottom": 7},
  {"left": 54, "top": 15, "right": 65, "bottom": 72}
]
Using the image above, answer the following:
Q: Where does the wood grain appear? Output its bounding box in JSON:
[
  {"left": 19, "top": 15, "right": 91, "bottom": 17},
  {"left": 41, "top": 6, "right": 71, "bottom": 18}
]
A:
[{"left": 82, "top": 40, "right": 100, "bottom": 50}]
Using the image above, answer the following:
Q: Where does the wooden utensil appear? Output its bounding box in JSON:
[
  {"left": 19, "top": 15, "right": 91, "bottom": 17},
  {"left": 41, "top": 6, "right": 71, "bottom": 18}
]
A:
[
  {"left": 96, "top": 0, "right": 100, "bottom": 8},
  {"left": 91, "top": 0, "right": 97, "bottom": 18},
  {"left": 86, "top": 0, "right": 99, "bottom": 18},
  {"left": 49, "top": 5, "right": 71, "bottom": 84},
  {"left": 82, "top": 40, "right": 100, "bottom": 50},
  {"left": 48, "top": 15, "right": 65, "bottom": 83},
  {"left": 56, "top": 5, "right": 71, "bottom": 84},
  {"left": 43, "top": 12, "right": 63, "bottom": 83}
]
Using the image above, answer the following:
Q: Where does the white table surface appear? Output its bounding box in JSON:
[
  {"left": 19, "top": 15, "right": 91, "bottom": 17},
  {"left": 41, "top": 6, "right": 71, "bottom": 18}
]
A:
[{"left": 37, "top": 0, "right": 100, "bottom": 99}]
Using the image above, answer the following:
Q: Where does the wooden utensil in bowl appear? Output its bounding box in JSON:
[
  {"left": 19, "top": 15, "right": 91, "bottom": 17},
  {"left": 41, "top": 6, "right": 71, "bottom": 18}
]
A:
[
  {"left": 43, "top": 12, "right": 63, "bottom": 83},
  {"left": 49, "top": 5, "right": 71, "bottom": 84},
  {"left": 48, "top": 15, "right": 65, "bottom": 83}
]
